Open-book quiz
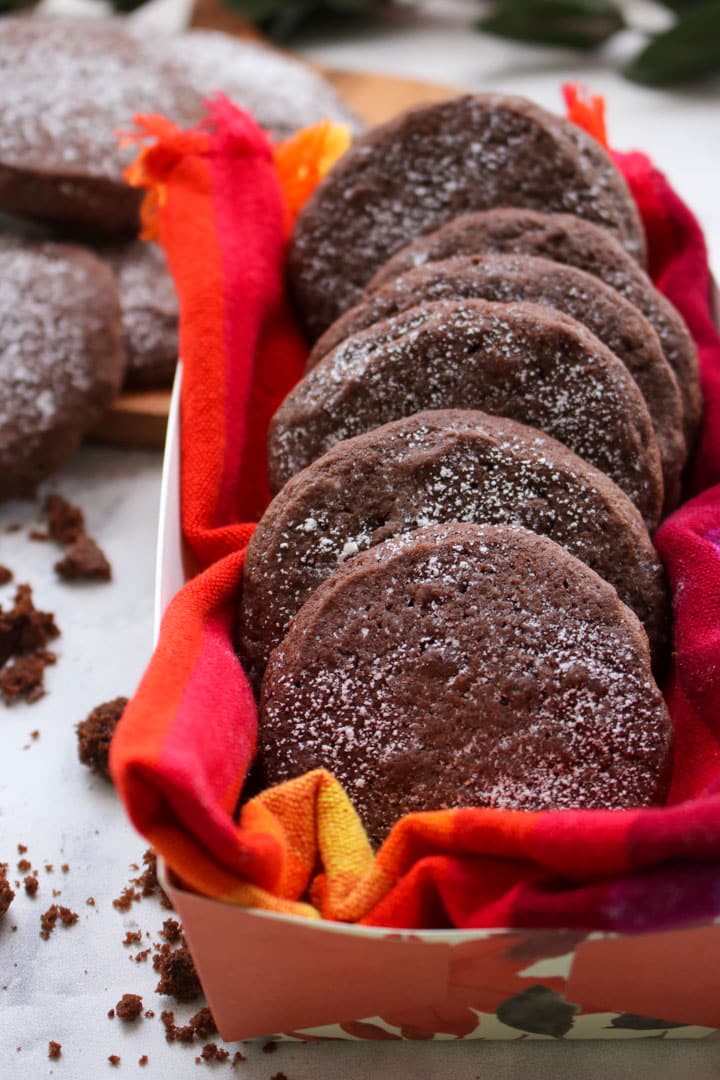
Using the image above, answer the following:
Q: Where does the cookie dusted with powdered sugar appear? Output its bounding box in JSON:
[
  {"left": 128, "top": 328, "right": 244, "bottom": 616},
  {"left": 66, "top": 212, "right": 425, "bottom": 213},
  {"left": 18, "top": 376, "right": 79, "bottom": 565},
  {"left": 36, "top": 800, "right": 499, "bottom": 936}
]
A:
[
  {"left": 99, "top": 241, "right": 178, "bottom": 390},
  {"left": 368, "top": 208, "right": 700, "bottom": 440},
  {"left": 0, "top": 16, "right": 201, "bottom": 233},
  {"left": 240, "top": 409, "right": 669, "bottom": 684},
  {"left": 259, "top": 522, "right": 673, "bottom": 844},
  {"left": 288, "top": 94, "right": 645, "bottom": 338},
  {"left": 0, "top": 240, "right": 124, "bottom": 499},
  {"left": 268, "top": 299, "right": 664, "bottom": 529},
  {"left": 308, "top": 253, "right": 686, "bottom": 512}
]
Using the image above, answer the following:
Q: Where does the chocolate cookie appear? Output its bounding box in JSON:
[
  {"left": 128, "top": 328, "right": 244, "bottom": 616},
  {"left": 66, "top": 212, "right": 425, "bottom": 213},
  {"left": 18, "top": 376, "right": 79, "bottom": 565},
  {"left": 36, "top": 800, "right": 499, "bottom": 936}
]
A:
[
  {"left": 288, "top": 94, "right": 645, "bottom": 338},
  {"left": 268, "top": 299, "right": 664, "bottom": 528},
  {"left": 0, "top": 239, "right": 124, "bottom": 499},
  {"left": 165, "top": 30, "right": 362, "bottom": 141},
  {"left": 308, "top": 253, "right": 686, "bottom": 512},
  {"left": 0, "top": 16, "right": 201, "bottom": 233},
  {"left": 241, "top": 409, "right": 668, "bottom": 684},
  {"left": 369, "top": 208, "right": 701, "bottom": 440},
  {"left": 100, "top": 241, "right": 178, "bottom": 390},
  {"left": 259, "top": 522, "right": 673, "bottom": 843}
]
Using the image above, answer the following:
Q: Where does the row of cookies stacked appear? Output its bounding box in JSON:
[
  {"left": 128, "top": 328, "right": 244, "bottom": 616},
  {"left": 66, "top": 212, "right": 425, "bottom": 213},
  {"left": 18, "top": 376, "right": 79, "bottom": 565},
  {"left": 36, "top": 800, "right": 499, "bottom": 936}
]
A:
[
  {"left": 238, "top": 94, "right": 699, "bottom": 843},
  {"left": 0, "top": 15, "right": 360, "bottom": 500}
]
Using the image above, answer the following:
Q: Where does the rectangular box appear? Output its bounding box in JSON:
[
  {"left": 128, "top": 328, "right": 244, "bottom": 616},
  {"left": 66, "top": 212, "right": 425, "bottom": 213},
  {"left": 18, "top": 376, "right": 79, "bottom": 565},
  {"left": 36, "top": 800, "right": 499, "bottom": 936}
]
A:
[{"left": 155, "top": 366, "right": 720, "bottom": 1042}]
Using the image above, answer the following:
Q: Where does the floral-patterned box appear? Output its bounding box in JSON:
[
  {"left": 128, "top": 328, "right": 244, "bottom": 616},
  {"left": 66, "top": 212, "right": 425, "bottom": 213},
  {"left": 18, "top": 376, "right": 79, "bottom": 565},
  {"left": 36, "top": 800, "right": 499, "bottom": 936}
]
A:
[{"left": 155, "top": 370, "right": 720, "bottom": 1042}]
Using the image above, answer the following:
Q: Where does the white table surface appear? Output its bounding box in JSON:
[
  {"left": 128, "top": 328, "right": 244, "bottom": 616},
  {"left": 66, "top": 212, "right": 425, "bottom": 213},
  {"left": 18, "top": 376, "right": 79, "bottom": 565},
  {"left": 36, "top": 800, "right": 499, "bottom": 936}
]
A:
[{"left": 2, "top": 4, "right": 720, "bottom": 1077}]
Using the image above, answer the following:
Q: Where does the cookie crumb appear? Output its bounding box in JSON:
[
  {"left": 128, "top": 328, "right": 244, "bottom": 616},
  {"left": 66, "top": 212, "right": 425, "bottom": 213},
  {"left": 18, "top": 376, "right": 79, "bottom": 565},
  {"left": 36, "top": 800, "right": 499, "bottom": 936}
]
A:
[
  {"left": 123, "top": 930, "right": 142, "bottom": 947},
  {"left": 39, "top": 904, "right": 78, "bottom": 940},
  {"left": 138, "top": 1057, "right": 148, "bottom": 1067},
  {"left": 17, "top": 859, "right": 31, "bottom": 873},
  {"left": 116, "top": 994, "right": 143, "bottom": 1022},
  {"left": 55, "top": 535, "right": 111, "bottom": 582},
  {"left": 86, "top": 897, "right": 96, "bottom": 906},
  {"left": 61, "top": 864, "right": 69, "bottom": 873},
  {"left": 231, "top": 1051, "right": 246, "bottom": 1068},
  {"left": 200, "top": 1043, "right": 229, "bottom": 1063},
  {"left": 30, "top": 730, "right": 39, "bottom": 740},
  {"left": 29, "top": 529, "right": 49, "bottom": 542},
  {"left": 144, "top": 1010, "right": 154, "bottom": 1019},
  {"left": 108, "top": 1054, "right": 120, "bottom": 1066},
  {"left": 159, "top": 918, "right": 182, "bottom": 943},
  {"left": 154, "top": 942, "right": 201, "bottom": 1003},
  {"left": 24, "top": 874, "right": 38, "bottom": 897},
  {"left": 0, "top": 649, "right": 56, "bottom": 704},
  {"left": 107, "top": 1009, "right": 115, "bottom": 1019},
  {"left": 76, "top": 697, "right": 127, "bottom": 780},
  {"left": 134, "top": 948, "right": 151, "bottom": 964},
  {"left": 0, "top": 868, "right": 14, "bottom": 917},
  {"left": 48, "top": 1041, "right": 62, "bottom": 1060},
  {"left": 44, "top": 494, "right": 85, "bottom": 546},
  {"left": 0, "top": 565, "right": 12, "bottom": 586}
]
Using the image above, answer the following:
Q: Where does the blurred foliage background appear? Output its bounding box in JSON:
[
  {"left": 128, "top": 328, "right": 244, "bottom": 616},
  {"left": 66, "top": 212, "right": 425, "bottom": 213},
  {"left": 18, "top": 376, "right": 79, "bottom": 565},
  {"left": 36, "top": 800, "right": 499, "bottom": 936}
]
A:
[{"left": 2, "top": 0, "right": 718, "bottom": 85}]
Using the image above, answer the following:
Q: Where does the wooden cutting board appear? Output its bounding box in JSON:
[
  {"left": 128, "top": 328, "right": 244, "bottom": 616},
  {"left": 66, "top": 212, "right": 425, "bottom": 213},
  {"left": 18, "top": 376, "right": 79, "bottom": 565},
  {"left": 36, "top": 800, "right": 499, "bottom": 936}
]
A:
[{"left": 98, "top": 39, "right": 457, "bottom": 448}]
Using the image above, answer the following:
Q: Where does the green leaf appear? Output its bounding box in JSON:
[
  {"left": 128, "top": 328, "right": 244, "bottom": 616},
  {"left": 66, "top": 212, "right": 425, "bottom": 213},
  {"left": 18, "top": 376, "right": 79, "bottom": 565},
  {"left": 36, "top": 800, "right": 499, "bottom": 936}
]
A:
[
  {"left": 223, "top": 0, "right": 375, "bottom": 38},
  {"left": 477, "top": 0, "right": 625, "bottom": 50},
  {"left": 625, "top": 1, "right": 720, "bottom": 84}
]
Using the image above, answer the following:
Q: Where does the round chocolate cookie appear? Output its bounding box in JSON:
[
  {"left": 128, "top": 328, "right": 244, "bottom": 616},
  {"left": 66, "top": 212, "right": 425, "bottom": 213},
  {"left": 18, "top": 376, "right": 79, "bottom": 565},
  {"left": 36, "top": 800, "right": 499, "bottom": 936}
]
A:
[
  {"left": 0, "top": 16, "right": 201, "bottom": 233},
  {"left": 241, "top": 409, "right": 669, "bottom": 685},
  {"left": 368, "top": 208, "right": 701, "bottom": 440},
  {"left": 309, "top": 253, "right": 685, "bottom": 510},
  {"left": 165, "top": 30, "right": 362, "bottom": 141},
  {"left": 288, "top": 94, "right": 645, "bottom": 338},
  {"left": 268, "top": 299, "right": 664, "bottom": 528},
  {"left": 100, "top": 241, "right": 178, "bottom": 390},
  {"left": 259, "top": 522, "right": 673, "bottom": 843},
  {"left": 0, "top": 240, "right": 124, "bottom": 500}
]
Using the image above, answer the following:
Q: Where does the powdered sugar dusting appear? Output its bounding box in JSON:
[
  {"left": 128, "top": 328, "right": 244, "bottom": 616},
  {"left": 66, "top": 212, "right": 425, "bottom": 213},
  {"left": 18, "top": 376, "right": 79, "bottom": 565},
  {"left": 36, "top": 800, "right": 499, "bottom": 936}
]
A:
[
  {"left": 260, "top": 523, "right": 672, "bottom": 840},
  {"left": 269, "top": 299, "right": 662, "bottom": 525},
  {"left": 0, "top": 241, "right": 123, "bottom": 490},
  {"left": 243, "top": 410, "right": 666, "bottom": 680}
]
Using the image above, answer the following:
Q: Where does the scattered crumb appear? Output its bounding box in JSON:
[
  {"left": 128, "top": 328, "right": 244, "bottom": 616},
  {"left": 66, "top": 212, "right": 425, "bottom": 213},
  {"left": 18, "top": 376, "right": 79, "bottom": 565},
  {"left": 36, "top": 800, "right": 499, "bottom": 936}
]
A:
[
  {"left": 17, "top": 844, "right": 27, "bottom": 854},
  {"left": 45, "top": 864, "right": 54, "bottom": 873},
  {"left": 107, "top": 1009, "right": 115, "bottom": 1020},
  {"left": 144, "top": 1010, "right": 154, "bottom": 1020},
  {"left": 17, "top": 859, "right": 31, "bottom": 873},
  {"left": 160, "top": 918, "right": 182, "bottom": 944},
  {"left": 0, "top": 868, "right": 14, "bottom": 917},
  {"left": 0, "top": 566, "right": 12, "bottom": 586},
  {"left": 39, "top": 904, "right": 79, "bottom": 940},
  {"left": 112, "top": 887, "right": 136, "bottom": 913},
  {"left": 61, "top": 864, "right": 69, "bottom": 873},
  {"left": 55, "top": 535, "right": 111, "bottom": 582},
  {"left": 0, "top": 583, "right": 59, "bottom": 666},
  {"left": 44, "top": 494, "right": 85, "bottom": 546},
  {"left": 108, "top": 1054, "right": 120, "bottom": 1066},
  {"left": 134, "top": 948, "right": 151, "bottom": 964},
  {"left": 29, "top": 529, "right": 49, "bottom": 542},
  {"left": 48, "top": 1041, "right": 62, "bottom": 1060},
  {"left": 139, "top": 1057, "right": 148, "bottom": 1067},
  {"left": 30, "top": 730, "right": 39, "bottom": 740},
  {"left": 52, "top": 888, "right": 62, "bottom": 897},
  {"left": 23, "top": 874, "right": 38, "bottom": 897},
  {"left": 123, "top": 930, "right": 142, "bottom": 947},
  {"left": 86, "top": 897, "right": 96, "bottom": 906},
  {"left": 116, "top": 994, "right": 143, "bottom": 1022},
  {"left": 200, "top": 1043, "right": 229, "bottom": 1063},
  {"left": 76, "top": 698, "right": 127, "bottom": 781},
  {"left": 160, "top": 1007, "right": 217, "bottom": 1044},
  {"left": 1, "top": 649, "right": 57, "bottom": 704},
  {"left": 231, "top": 1051, "right": 246, "bottom": 1068},
  {"left": 154, "top": 942, "right": 201, "bottom": 1003}
]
